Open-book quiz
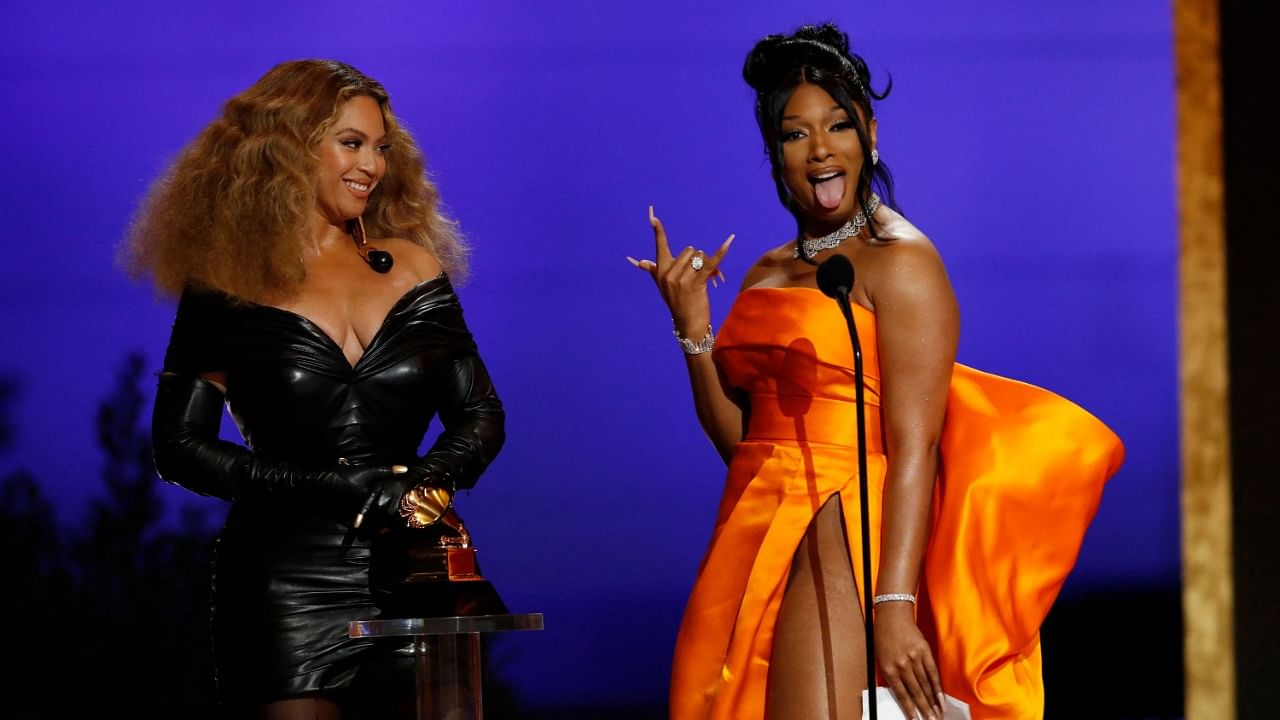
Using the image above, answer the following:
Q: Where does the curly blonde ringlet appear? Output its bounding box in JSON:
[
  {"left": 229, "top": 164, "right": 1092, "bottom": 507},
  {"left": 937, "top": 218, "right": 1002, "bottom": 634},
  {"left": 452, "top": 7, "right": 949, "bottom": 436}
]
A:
[{"left": 121, "top": 59, "right": 467, "bottom": 302}]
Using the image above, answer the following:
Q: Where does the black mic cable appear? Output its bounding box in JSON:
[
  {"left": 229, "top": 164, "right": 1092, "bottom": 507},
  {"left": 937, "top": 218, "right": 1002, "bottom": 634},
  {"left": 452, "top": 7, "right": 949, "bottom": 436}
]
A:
[{"left": 816, "top": 253, "right": 878, "bottom": 720}]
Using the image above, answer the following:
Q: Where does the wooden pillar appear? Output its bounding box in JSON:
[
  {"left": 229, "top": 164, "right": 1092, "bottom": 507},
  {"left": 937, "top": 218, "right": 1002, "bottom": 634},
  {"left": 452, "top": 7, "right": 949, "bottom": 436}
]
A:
[
  {"left": 1178, "top": 1, "right": 1280, "bottom": 717},
  {"left": 1174, "top": 0, "right": 1233, "bottom": 717}
]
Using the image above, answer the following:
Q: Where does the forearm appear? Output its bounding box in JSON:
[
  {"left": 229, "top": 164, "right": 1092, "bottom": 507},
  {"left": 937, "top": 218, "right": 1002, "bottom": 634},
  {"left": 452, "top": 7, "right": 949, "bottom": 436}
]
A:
[
  {"left": 151, "top": 373, "right": 381, "bottom": 523},
  {"left": 875, "top": 442, "right": 939, "bottom": 600},
  {"left": 418, "top": 354, "right": 505, "bottom": 491}
]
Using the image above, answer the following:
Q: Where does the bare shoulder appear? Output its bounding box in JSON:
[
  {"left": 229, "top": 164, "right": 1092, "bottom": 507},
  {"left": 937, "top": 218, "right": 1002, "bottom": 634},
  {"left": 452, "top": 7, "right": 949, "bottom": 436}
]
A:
[
  {"left": 379, "top": 237, "right": 444, "bottom": 281},
  {"left": 858, "top": 211, "right": 954, "bottom": 310},
  {"left": 739, "top": 239, "right": 801, "bottom": 291}
]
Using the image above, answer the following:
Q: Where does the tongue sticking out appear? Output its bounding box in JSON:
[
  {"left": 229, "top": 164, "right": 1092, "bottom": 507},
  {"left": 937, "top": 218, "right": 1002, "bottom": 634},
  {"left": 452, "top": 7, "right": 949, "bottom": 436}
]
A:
[{"left": 813, "top": 175, "right": 845, "bottom": 210}]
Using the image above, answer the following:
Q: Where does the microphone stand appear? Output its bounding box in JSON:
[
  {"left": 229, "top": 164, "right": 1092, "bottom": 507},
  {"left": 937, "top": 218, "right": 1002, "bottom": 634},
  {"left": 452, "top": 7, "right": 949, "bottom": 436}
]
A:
[{"left": 816, "top": 254, "right": 877, "bottom": 720}]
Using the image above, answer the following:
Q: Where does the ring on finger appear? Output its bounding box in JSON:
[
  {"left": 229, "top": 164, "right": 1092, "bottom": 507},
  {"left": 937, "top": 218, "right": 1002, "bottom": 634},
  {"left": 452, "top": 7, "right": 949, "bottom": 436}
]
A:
[{"left": 690, "top": 254, "right": 705, "bottom": 271}]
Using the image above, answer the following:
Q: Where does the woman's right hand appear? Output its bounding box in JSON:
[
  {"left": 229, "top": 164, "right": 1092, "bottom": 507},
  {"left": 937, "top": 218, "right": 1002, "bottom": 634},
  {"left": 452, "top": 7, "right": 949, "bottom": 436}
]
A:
[{"left": 627, "top": 206, "right": 733, "bottom": 338}]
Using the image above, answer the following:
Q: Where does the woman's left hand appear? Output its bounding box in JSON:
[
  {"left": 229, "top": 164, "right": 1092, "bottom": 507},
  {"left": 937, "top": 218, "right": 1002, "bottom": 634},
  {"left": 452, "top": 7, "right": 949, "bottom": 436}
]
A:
[{"left": 875, "top": 605, "right": 945, "bottom": 720}]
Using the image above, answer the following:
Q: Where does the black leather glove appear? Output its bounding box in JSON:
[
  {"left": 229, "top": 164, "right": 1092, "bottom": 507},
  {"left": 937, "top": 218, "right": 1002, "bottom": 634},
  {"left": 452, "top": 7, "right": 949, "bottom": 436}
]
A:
[
  {"left": 352, "top": 469, "right": 418, "bottom": 531},
  {"left": 151, "top": 373, "right": 398, "bottom": 525}
]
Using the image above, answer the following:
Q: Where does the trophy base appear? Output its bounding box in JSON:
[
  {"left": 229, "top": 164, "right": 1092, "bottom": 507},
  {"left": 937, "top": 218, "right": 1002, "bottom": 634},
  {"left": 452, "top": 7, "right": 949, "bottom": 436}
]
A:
[
  {"left": 373, "top": 539, "right": 509, "bottom": 618},
  {"left": 382, "top": 576, "right": 510, "bottom": 619}
]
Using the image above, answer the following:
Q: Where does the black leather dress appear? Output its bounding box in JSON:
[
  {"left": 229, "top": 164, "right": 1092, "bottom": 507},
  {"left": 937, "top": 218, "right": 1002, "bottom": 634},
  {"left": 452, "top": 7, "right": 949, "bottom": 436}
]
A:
[{"left": 152, "top": 273, "right": 504, "bottom": 710}]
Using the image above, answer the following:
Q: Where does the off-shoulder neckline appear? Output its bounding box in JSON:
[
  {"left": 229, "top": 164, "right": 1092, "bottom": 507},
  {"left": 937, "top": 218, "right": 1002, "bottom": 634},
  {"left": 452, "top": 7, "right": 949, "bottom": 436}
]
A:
[
  {"left": 202, "top": 271, "right": 454, "bottom": 371},
  {"left": 737, "top": 285, "right": 876, "bottom": 317}
]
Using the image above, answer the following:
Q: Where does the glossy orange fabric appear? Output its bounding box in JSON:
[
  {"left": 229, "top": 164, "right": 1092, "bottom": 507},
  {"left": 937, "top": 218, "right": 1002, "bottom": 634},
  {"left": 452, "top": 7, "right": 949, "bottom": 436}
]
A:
[{"left": 669, "top": 288, "right": 1124, "bottom": 720}]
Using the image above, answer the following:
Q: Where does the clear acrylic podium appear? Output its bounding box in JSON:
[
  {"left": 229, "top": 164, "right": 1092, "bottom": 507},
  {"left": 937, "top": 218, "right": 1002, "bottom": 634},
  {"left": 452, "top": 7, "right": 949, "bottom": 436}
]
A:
[{"left": 350, "top": 613, "right": 543, "bottom": 720}]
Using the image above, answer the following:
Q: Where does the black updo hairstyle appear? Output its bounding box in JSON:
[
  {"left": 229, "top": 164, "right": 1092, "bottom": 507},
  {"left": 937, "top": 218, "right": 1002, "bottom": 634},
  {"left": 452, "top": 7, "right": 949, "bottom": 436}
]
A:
[{"left": 743, "top": 23, "right": 897, "bottom": 263}]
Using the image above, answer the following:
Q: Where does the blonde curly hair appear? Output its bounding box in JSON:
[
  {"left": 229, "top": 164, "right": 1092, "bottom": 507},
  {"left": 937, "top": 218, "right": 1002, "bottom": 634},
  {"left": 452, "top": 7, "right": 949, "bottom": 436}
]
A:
[{"left": 122, "top": 59, "right": 467, "bottom": 301}]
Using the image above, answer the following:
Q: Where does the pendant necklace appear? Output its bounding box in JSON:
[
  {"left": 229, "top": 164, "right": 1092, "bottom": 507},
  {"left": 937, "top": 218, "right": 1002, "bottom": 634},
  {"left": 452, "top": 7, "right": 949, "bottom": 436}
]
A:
[{"left": 351, "top": 216, "right": 394, "bottom": 274}]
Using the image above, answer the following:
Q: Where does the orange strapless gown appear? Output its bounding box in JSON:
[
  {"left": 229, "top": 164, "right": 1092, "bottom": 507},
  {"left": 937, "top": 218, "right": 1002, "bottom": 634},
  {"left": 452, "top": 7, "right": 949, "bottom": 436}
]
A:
[{"left": 669, "top": 287, "right": 1124, "bottom": 720}]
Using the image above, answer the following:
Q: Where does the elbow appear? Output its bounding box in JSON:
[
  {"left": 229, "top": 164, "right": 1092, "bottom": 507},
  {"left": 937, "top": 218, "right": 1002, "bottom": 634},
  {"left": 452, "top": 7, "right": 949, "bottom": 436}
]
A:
[
  {"left": 487, "top": 421, "right": 506, "bottom": 463},
  {"left": 449, "top": 403, "right": 505, "bottom": 492},
  {"left": 151, "top": 428, "right": 184, "bottom": 486},
  {"left": 886, "top": 439, "right": 942, "bottom": 485},
  {"left": 150, "top": 431, "right": 200, "bottom": 495},
  {"left": 887, "top": 429, "right": 942, "bottom": 459},
  {"left": 475, "top": 387, "right": 507, "bottom": 457},
  {"left": 474, "top": 407, "right": 507, "bottom": 483}
]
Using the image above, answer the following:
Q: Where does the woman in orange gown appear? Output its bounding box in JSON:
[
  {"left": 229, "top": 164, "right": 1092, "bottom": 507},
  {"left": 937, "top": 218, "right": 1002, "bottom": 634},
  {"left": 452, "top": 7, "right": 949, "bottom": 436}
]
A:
[{"left": 629, "top": 23, "right": 1124, "bottom": 720}]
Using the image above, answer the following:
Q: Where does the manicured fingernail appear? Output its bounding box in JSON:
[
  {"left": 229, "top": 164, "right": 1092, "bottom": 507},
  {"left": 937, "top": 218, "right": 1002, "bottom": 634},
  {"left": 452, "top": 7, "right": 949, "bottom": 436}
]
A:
[
  {"left": 648, "top": 205, "right": 655, "bottom": 221},
  {"left": 625, "top": 256, "right": 639, "bottom": 266},
  {"left": 353, "top": 493, "right": 376, "bottom": 528},
  {"left": 722, "top": 234, "right": 735, "bottom": 249}
]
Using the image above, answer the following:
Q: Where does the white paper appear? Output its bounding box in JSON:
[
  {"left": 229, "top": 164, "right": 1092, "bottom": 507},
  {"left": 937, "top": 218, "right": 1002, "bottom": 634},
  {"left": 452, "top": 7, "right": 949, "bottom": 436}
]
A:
[{"left": 860, "top": 687, "right": 971, "bottom": 720}]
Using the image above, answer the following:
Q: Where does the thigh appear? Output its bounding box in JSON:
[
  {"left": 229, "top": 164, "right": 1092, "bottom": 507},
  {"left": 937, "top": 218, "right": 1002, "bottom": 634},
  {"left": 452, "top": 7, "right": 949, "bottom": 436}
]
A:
[
  {"left": 257, "top": 696, "right": 342, "bottom": 720},
  {"left": 766, "top": 494, "right": 866, "bottom": 720}
]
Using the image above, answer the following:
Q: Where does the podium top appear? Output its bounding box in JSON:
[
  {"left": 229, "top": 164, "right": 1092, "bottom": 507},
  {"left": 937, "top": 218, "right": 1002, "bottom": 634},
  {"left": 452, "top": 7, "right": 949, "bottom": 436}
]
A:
[{"left": 349, "top": 612, "right": 544, "bottom": 638}]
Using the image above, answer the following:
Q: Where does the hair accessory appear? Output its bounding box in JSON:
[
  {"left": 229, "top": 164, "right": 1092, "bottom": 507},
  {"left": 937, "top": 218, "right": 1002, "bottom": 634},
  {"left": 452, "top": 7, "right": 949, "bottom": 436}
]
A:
[
  {"left": 871, "top": 148, "right": 879, "bottom": 166},
  {"left": 674, "top": 323, "right": 715, "bottom": 355},
  {"left": 780, "top": 38, "right": 866, "bottom": 88},
  {"left": 352, "top": 216, "right": 394, "bottom": 274},
  {"left": 873, "top": 592, "right": 916, "bottom": 606},
  {"left": 794, "top": 193, "right": 881, "bottom": 258},
  {"left": 690, "top": 254, "right": 705, "bottom": 271}
]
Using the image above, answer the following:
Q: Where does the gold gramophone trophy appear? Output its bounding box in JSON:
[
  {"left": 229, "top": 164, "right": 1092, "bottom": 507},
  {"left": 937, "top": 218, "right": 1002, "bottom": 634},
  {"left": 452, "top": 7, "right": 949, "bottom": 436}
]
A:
[{"left": 372, "top": 484, "right": 508, "bottom": 618}]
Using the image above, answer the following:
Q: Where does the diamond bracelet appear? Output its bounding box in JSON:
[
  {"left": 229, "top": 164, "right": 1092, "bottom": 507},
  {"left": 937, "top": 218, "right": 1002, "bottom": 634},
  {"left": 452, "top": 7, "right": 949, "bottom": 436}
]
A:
[
  {"left": 675, "top": 323, "right": 715, "bottom": 355},
  {"left": 872, "top": 593, "right": 917, "bottom": 606}
]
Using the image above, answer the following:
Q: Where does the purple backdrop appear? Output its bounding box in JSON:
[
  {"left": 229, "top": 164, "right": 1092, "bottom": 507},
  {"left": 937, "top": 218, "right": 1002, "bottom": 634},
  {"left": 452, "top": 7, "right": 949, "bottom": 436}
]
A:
[{"left": 1, "top": 1, "right": 1174, "bottom": 710}]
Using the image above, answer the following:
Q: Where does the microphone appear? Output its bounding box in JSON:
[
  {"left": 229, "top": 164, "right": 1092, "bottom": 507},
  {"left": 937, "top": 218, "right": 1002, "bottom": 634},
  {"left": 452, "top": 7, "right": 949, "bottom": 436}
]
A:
[
  {"left": 815, "top": 253, "right": 879, "bottom": 719},
  {"left": 816, "top": 252, "right": 854, "bottom": 300}
]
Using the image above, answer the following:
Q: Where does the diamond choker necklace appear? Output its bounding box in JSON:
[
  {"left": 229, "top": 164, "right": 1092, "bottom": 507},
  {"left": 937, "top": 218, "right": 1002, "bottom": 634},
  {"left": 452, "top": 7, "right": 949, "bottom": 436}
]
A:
[{"left": 794, "top": 193, "right": 881, "bottom": 258}]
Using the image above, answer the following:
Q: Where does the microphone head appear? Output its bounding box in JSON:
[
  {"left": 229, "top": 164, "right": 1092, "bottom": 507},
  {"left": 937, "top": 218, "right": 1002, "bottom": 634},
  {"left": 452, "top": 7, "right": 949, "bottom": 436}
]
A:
[{"left": 816, "top": 254, "right": 855, "bottom": 299}]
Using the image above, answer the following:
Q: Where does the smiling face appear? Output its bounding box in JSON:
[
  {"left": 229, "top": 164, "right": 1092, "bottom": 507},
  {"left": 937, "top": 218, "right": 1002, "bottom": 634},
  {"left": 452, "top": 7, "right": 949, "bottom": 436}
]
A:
[
  {"left": 778, "top": 82, "right": 877, "bottom": 235},
  {"left": 313, "top": 94, "right": 389, "bottom": 227}
]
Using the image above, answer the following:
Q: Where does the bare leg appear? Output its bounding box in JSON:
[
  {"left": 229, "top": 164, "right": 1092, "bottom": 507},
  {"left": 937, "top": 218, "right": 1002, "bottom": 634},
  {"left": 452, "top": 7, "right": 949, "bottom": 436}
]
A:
[
  {"left": 766, "top": 495, "right": 866, "bottom": 720},
  {"left": 258, "top": 696, "right": 343, "bottom": 720}
]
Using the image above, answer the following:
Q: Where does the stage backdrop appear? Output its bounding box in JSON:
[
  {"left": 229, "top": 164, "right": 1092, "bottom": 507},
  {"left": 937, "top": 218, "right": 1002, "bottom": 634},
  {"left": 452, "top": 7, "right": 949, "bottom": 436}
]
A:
[{"left": 1, "top": 1, "right": 1174, "bottom": 711}]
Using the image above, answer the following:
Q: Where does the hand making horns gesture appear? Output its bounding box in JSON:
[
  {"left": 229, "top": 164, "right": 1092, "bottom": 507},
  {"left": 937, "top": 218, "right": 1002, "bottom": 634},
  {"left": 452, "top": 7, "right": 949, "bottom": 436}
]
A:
[{"left": 627, "top": 206, "right": 734, "bottom": 338}]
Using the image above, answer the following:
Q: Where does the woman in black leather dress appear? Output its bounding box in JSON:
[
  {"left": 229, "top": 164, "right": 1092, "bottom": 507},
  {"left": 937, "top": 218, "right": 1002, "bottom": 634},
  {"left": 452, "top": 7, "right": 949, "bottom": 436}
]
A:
[{"left": 121, "top": 60, "right": 504, "bottom": 719}]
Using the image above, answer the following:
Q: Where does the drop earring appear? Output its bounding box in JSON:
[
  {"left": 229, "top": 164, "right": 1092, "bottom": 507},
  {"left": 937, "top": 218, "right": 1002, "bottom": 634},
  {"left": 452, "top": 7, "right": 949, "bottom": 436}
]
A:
[
  {"left": 870, "top": 148, "right": 879, "bottom": 166},
  {"left": 352, "top": 216, "right": 394, "bottom": 274}
]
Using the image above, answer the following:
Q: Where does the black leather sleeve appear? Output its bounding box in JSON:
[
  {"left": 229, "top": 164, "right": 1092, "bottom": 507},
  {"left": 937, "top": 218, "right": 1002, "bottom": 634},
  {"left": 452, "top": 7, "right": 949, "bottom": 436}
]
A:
[
  {"left": 352, "top": 351, "right": 505, "bottom": 530},
  {"left": 151, "top": 373, "right": 395, "bottom": 524},
  {"left": 415, "top": 352, "right": 505, "bottom": 492}
]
